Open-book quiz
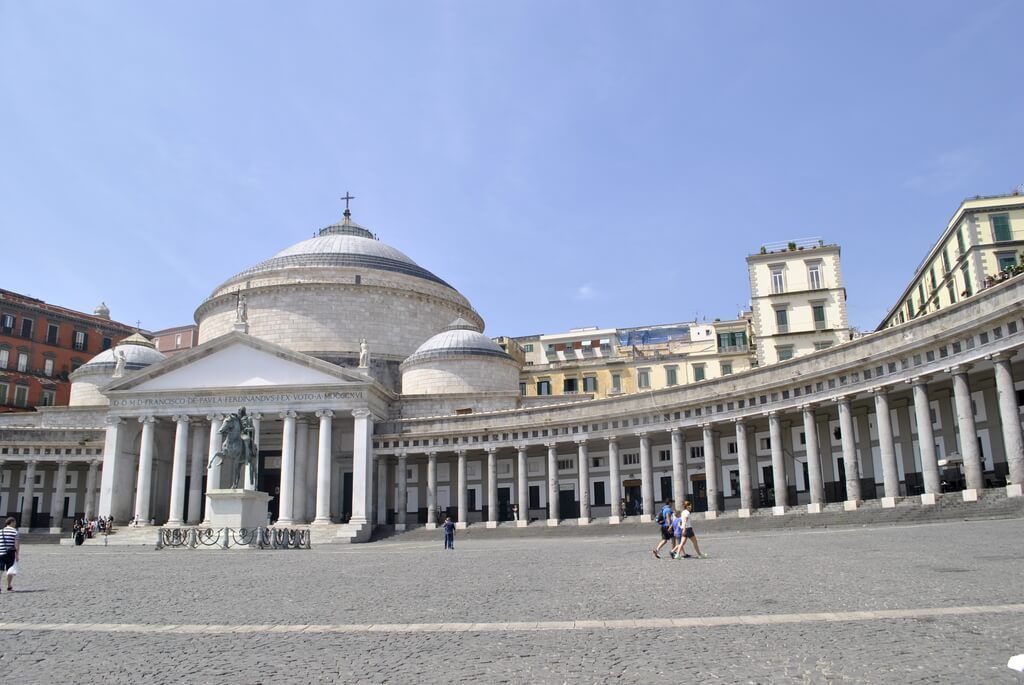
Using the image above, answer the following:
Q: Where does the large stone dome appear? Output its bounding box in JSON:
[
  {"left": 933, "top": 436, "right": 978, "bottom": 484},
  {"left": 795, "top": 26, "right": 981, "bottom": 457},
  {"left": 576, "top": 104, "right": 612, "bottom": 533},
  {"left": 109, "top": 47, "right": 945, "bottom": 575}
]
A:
[
  {"left": 401, "top": 318, "right": 520, "bottom": 396},
  {"left": 68, "top": 333, "right": 166, "bottom": 406},
  {"left": 194, "top": 211, "right": 484, "bottom": 373}
]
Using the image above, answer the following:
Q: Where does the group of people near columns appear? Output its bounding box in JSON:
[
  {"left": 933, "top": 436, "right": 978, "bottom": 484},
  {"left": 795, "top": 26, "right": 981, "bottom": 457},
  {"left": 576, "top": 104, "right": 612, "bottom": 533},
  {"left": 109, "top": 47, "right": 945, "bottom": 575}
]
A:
[{"left": 652, "top": 498, "right": 706, "bottom": 560}]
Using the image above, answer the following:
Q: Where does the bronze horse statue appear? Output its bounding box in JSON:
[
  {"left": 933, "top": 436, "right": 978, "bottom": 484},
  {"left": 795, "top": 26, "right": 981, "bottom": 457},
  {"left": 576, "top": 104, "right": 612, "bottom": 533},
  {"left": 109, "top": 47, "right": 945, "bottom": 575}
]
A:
[{"left": 208, "top": 410, "right": 258, "bottom": 489}]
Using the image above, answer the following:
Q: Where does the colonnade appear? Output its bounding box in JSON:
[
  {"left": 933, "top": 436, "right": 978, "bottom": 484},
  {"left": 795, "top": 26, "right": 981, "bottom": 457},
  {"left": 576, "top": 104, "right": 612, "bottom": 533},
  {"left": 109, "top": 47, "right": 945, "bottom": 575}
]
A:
[{"left": 0, "top": 458, "right": 102, "bottom": 532}]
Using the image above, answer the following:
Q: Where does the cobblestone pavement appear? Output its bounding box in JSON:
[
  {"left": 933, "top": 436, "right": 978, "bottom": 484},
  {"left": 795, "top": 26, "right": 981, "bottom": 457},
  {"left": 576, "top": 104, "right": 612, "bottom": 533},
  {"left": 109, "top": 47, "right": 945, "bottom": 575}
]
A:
[{"left": 2, "top": 519, "right": 1023, "bottom": 683}]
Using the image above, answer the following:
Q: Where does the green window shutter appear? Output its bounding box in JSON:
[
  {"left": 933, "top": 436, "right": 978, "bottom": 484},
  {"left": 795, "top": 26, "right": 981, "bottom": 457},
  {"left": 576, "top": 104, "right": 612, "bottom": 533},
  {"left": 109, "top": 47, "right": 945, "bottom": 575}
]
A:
[{"left": 992, "top": 215, "right": 1011, "bottom": 241}]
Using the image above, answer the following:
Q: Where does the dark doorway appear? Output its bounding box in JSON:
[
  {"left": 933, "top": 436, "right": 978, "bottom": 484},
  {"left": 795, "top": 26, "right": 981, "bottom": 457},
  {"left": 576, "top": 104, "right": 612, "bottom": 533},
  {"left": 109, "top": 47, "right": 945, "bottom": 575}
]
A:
[
  {"left": 529, "top": 485, "right": 541, "bottom": 511},
  {"left": 497, "top": 487, "right": 511, "bottom": 521},
  {"left": 690, "top": 475, "right": 707, "bottom": 512},
  {"left": 558, "top": 488, "right": 577, "bottom": 519},
  {"left": 342, "top": 472, "right": 353, "bottom": 523},
  {"left": 258, "top": 450, "right": 282, "bottom": 523},
  {"left": 623, "top": 481, "right": 641, "bottom": 516},
  {"left": 593, "top": 481, "right": 607, "bottom": 506},
  {"left": 761, "top": 465, "right": 775, "bottom": 506},
  {"left": 468, "top": 488, "right": 477, "bottom": 515},
  {"left": 659, "top": 476, "right": 673, "bottom": 502}
]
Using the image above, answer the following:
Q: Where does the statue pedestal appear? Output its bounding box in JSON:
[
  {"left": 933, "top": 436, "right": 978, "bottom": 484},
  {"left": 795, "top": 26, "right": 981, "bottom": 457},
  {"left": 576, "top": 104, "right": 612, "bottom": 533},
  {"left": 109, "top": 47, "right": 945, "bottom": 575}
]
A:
[{"left": 206, "top": 489, "right": 269, "bottom": 529}]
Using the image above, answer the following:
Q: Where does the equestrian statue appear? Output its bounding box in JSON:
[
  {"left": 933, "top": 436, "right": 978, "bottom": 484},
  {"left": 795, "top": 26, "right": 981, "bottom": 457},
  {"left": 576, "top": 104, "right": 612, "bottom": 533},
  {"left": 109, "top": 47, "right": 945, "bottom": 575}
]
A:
[{"left": 208, "top": 407, "right": 259, "bottom": 489}]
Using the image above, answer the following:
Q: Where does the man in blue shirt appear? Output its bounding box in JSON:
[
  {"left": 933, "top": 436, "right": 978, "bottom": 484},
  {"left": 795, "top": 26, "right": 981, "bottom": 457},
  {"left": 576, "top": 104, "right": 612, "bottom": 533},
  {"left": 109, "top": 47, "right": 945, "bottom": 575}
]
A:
[
  {"left": 442, "top": 516, "right": 456, "bottom": 550},
  {"left": 651, "top": 498, "right": 674, "bottom": 559}
]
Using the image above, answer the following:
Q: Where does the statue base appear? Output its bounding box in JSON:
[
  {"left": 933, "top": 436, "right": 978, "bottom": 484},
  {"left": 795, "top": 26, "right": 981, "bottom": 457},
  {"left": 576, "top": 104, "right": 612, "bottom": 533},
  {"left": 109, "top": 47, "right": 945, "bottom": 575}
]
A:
[{"left": 205, "top": 489, "right": 270, "bottom": 529}]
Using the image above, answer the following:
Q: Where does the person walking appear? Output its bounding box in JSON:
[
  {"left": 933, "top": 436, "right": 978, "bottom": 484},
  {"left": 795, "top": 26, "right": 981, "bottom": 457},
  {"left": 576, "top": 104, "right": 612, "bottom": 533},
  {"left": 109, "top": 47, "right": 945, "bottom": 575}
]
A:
[
  {"left": 0, "top": 517, "right": 20, "bottom": 592},
  {"left": 651, "top": 498, "right": 675, "bottom": 559},
  {"left": 442, "top": 516, "right": 456, "bottom": 550},
  {"left": 674, "top": 500, "right": 707, "bottom": 559}
]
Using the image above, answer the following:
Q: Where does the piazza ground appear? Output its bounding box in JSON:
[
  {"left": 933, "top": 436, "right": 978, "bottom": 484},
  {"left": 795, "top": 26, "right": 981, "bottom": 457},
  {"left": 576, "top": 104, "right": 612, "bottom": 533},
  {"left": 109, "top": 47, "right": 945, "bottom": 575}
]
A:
[{"left": 2, "top": 518, "right": 1024, "bottom": 683}]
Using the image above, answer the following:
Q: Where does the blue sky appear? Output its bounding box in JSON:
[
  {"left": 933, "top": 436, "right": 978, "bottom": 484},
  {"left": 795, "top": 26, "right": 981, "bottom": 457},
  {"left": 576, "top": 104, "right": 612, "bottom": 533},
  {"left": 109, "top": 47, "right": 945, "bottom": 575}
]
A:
[{"left": 1, "top": 2, "right": 1021, "bottom": 337}]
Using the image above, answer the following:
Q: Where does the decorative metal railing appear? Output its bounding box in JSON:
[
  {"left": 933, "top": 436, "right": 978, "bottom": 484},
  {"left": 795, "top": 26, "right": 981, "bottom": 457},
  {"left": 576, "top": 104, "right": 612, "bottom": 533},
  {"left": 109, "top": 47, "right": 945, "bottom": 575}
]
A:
[{"left": 157, "top": 526, "right": 311, "bottom": 550}]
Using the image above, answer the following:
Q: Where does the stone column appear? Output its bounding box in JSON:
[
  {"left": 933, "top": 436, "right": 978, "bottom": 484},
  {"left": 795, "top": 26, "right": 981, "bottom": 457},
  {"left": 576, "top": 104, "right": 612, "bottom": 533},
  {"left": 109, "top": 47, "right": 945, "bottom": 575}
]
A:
[
  {"left": 768, "top": 411, "right": 787, "bottom": 513},
  {"left": 485, "top": 448, "right": 498, "bottom": 528},
  {"left": 396, "top": 451, "right": 409, "bottom": 530},
  {"left": 84, "top": 459, "right": 100, "bottom": 519},
  {"left": 277, "top": 411, "right": 297, "bottom": 525},
  {"left": 516, "top": 445, "right": 528, "bottom": 528},
  {"left": 98, "top": 416, "right": 125, "bottom": 521},
  {"left": 166, "top": 415, "right": 190, "bottom": 526},
  {"left": 187, "top": 420, "right": 205, "bottom": 524},
  {"left": 546, "top": 443, "right": 559, "bottom": 526},
  {"left": 293, "top": 417, "right": 309, "bottom": 523},
  {"left": 456, "top": 450, "right": 468, "bottom": 529},
  {"left": 837, "top": 397, "right": 861, "bottom": 507},
  {"left": 735, "top": 420, "right": 753, "bottom": 515},
  {"left": 703, "top": 424, "right": 720, "bottom": 517},
  {"left": 20, "top": 461, "right": 37, "bottom": 532},
  {"left": 246, "top": 413, "right": 262, "bottom": 491},
  {"left": 203, "top": 414, "right": 224, "bottom": 522},
  {"left": 802, "top": 405, "right": 825, "bottom": 511},
  {"left": 314, "top": 410, "right": 334, "bottom": 524},
  {"left": 49, "top": 460, "right": 68, "bottom": 532},
  {"left": 577, "top": 439, "right": 590, "bottom": 524},
  {"left": 376, "top": 455, "right": 389, "bottom": 526},
  {"left": 425, "top": 452, "right": 438, "bottom": 529},
  {"left": 639, "top": 433, "right": 653, "bottom": 522},
  {"left": 871, "top": 388, "right": 900, "bottom": 505},
  {"left": 670, "top": 429, "right": 686, "bottom": 505},
  {"left": 133, "top": 416, "right": 157, "bottom": 526},
  {"left": 991, "top": 354, "right": 1024, "bottom": 495},
  {"left": 608, "top": 437, "right": 622, "bottom": 524},
  {"left": 910, "top": 378, "right": 941, "bottom": 501},
  {"left": 950, "top": 366, "right": 983, "bottom": 499},
  {"left": 350, "top": 409, "right": 374, "bottom": 527}
]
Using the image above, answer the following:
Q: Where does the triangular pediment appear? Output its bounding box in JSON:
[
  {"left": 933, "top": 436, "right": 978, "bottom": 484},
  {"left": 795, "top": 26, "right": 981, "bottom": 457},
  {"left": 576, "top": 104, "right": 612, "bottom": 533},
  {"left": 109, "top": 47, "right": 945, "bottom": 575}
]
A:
[{"left": 105, "top": 331, "right": 373, "bottom": 393}]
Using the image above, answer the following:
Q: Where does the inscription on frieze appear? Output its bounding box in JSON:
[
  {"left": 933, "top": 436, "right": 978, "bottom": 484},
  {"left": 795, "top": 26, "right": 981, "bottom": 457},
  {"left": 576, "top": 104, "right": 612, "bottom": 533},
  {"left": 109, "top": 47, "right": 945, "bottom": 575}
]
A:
[{"left": 110, "top": 391, "right": 366, "bottom": 409}]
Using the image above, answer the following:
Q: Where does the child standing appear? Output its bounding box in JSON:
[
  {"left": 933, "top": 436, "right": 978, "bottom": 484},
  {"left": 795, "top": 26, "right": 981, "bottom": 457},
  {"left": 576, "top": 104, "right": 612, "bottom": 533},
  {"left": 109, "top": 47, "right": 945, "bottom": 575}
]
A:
[{"left": 442, "top": 516, "right": 456, "bottom": 550}]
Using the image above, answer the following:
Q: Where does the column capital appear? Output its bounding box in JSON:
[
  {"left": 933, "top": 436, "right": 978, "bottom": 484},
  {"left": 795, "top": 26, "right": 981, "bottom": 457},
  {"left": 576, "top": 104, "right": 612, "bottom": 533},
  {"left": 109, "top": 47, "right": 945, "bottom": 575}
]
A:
[
  {"left": 206, "top": 413, "right": 226, "bottom": 421},
  {"left": 351, "top": 408, "right": 373, "bottom": 419},
  {"left": 315, "top": 409, "right": 335, "bottom": 419},
  {"left": 636, "top": 432, "right": 649, "bottom": 439},
  {"left": 669, "top": 427, "right": 682, "bottom": 435},
  {"left": 574, "top": 438, "right": 588, "bottom": 447},
  {"left": 764, "top": 410, "right": 779, "bottom": 419},
  {"left": 104, "top": 415, "right": 125, "bottom": 427},
  {"left": 944, "top": 363, "right": 972, "bottom": 375},
  {"left": 606, "top": 436, "right": 619, "bottom": 445},
  {"left": 906, "top": 375, "right": 931, "bottom": 386},
  {"left": 138, "top": 415, "right": 158, "bottom": 425},
  {"left": 171, "top": 414, "right": 191, "bottom": 423},
  {"left": 832, "top": 395, "right": 852, "bottom": 407},
  {"left": 279, "top": 410, "right": 298, "bottom": 420},
  {"left": 867, "top": 385, "right": 890, "bottom": 397},
  {"left": 544, "top": 441, "right": 558, "bottom": 449},
  {"left": 985, "top": 351, "right": 1015, "bottom": 362},
  {"left": 89, "top": 459, "right": 101, "bottom": 468},
  {"left": 799, "top": 403, "right": 816, "bottom": 412},
  {"left": 427, "top": 450, "right": 437, "bottom": 458},
  {"left": 515, "top": 444, "right": 528, "bottom": 453},
  {"left": 249, "top": 412, "right": 263, "bottom": 420},
  {"left": 396, "top": 451, "right": 408, "bottom": 461},
  {"left": 485, "top": 446, "right": 499, "bottom": 454},
  {"left": 700, "top": 422, "right": 715, "bottom": 430},
  {"left": 732, "top": 416, "right": 749, "bottom": 425},
  {"left": 55, "top": 459, "right": 69, "bottom": 468},
  {"left": 455, "top": 448, "right": 468, "bottom": 456}
]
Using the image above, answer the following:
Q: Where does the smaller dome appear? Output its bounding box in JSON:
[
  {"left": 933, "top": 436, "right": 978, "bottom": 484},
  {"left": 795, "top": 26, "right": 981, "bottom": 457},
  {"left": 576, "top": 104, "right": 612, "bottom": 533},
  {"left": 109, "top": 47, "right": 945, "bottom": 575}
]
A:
[
  {"left": 81, "top": 333, "right": 165, "bottom": 370},
  {"left": 402, "top": 319, "right": 511, "bottom": 367},
  {"left": 94, "top": 302, "right": 110, "bottom": 319}
]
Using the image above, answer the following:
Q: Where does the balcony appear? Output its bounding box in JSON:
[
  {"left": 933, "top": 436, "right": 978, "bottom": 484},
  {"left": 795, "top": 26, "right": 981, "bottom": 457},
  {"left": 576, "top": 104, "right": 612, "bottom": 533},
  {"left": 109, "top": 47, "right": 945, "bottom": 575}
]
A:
[{"left": 717, "top": 344, "right": 749, "bottom": 354}]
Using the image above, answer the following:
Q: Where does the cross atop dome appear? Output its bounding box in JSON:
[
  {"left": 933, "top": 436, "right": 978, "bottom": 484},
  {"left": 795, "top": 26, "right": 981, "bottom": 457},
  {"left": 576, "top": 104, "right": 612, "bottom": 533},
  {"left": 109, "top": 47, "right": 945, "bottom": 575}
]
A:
[{"left": 340, "top": 191, "right": 355, "bottom": 220}]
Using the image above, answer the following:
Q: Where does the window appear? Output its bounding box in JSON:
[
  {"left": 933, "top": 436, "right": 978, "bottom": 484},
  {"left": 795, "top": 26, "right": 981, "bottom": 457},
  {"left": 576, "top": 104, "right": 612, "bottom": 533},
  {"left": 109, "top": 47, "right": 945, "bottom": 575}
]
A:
[
  {"left": 19, "top": 318, "right": 33, "bottom": 339},
  {"left": 46, "top": 324, "right": 59, "bottom": 345},
  {"left": 175, "top": 334, "right": 182, "bottom": 347},
  {"left": 997, "top": 252, "right": 1017, "bottom": 272},
  {"left": 0, "top": 348, "right": 7, "bottom": 369},
  {"left": 102, "top": 337, "right": 112, "bottom": 351},
  {"left": 637, "top": 368, "right": 650, "bottom": 389},
  {"left": 759, "top": 437, "right": 772, "bottom": 450},
  {"left": 957, "top": 228, "right": 966, "bottom": 256},
  {"left": 961, "top": 265, "right": 972, "bottom": 297},
  {"left": 775, "top": 308, "right": 788, "bottom": 333},
  {"left": 536, "top": 380, "right": 551, "bottom": 396},
  {"left": 557, "top": 459, "right": 574, "bottom": 471},
  {"left": 693, "top": 365, "right": 706, "bottom": 382},
  {"left": 522, "top": 343, "right": 534, "bottom": 352},
  {"left": 622, "top": 452, "right": 640, "bottom": 466},
  {"left": 906, "top": 297, "right": 915, "bottom": 319},
  {"left": 807, "top": 262, "right": 822, "bottom": 290},
  {"left": 721, "top": 362, "right": 733, "bottom": 375},
  {"left": 658, "top": 449, "right": 671, "bottom": 463},
  {"left": 0, "top": 314, "right": 13, "bottom": 334},
  {"left": 665, "top": 366, "right": 678, "bottom": 386},
  {"left": 918, "top": 283, "right": 926, "bottom": 305},
  {"left": 40, "top": 389, "right": 55, "bottom": 406},
  {"left": 771, "top": 267, "right": 785, "bottom": 294},
  {"left": 776, "top": 345, "right": 794, "bottom": 361},
  {"left": 13, "top": 385, "right": 28, "bottom": 407},
  {"left": 17, "top": 352, "right": 28, "bottom": 372},
  {"left": 0, "top": 383, "right": 7, "bottom": 404},
  {"left": 583, "top": 376, "right": 598, "bottom": 393},
  {"left": 43, "top": 358, "right": 54, "bottom": 377},
  {"left": 73, "top": 331, "right": 87, "bottom": 351},
  {"left": 946, "top": 282, "right": 956, "bottom": 304},
  {"left": 942, "top": 249, "right": 951, "bottom": 274},
  {"left": 812, "top": 304, "right": 826, "bottom": 329},
  {"left": 519, "top": 382, "right": 527, "bottom": 397},
  {"left": 689, "top": 445, "right": 704, "bottom": 460},
  {"left": 563, "top": 378, "right": 578, "bottom": 394},
  {"left": 991, "top": 214, "right": 1012, "bottom": 242},
  {"left": 611, "top": 374, "right": 621, "bottom": 393},
  {"left": 929, "top": 268, "right": 937, "bottom": 291},
  {"left": 717, "top": 331, "right": 747, "bottom": 352}
]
